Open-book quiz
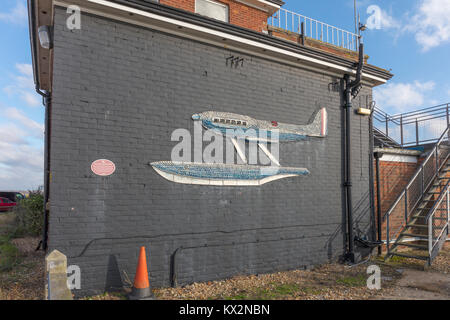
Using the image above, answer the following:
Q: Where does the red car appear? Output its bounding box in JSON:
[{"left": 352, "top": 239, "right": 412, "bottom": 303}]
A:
[{"left": 0, "top": 197, "right": 16, "bottom": 212}]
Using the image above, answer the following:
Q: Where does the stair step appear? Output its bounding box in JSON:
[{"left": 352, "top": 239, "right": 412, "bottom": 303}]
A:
[
  {"left": 406, "top": 224, "right": 428, "bottom": 229},
  {"left": 400, "top": 233, "right": 428, "bottom": 238},
  {"left": 438, "top": 177, "right": 450, "bottom": 180},
  {"left": 394, "top": 242, "right": 428, "bottom": 250},
  {"left": 389, "top": 252, "right": 429, "bottom": 261}
]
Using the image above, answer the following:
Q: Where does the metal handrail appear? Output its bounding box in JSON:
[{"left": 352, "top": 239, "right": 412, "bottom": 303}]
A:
[
  {"left": 385, "top": 126, "right": 449, "bottom": 254},
  {"left": 426, "top": 180, "right": 450, "bottom": 257},
  {"left": 268, "top": 8, "right": 359, "bottom": 52},
  {"left": 373, "top": 103, "right": 450, "bottom": 147}
]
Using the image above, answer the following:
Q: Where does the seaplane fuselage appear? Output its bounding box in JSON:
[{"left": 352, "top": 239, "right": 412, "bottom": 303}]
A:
[{"left": 191, "top": 108, "right": 327, "bottom": 142}]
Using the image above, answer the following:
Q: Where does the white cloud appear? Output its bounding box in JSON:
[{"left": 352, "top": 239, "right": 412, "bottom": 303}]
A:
[
  {"left": 0, "top": 1, "right": 28, "bottom": 25},
  {"left": 0, "top": 121, "right": 44, "bottom": 191},
  {"left": 366, "top": 5, "right": 401, "bottom": 30},
  {"left": 15, "top": 63, "right": 33, "bottom": 78},
  {"left": 373, "top": 80, "right": 435, "bottom": 112},
  {"left": 5, "top": 107, "right": 44, "bottom": 138},
  {"left": 406, "top": 0, "right": 450, "bottom": 51},
  {"left": 0, "top": 124, "right": 28, "bottom": 144},
  {"left": 3, "top": 63, "right": 40, "bottom": 107}
]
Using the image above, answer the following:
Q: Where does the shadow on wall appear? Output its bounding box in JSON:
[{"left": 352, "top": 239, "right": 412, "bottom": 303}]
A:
[{"left": 105, "top": 254, "right": 124, "bottom": 292}]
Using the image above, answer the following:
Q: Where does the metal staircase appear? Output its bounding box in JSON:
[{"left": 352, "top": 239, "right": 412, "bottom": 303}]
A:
[
  {"left": 373, "top": 127, "right": 401, "bottom": 148},
  {"left": 384, "top": 127, "right": 450, "bottom": 265}
]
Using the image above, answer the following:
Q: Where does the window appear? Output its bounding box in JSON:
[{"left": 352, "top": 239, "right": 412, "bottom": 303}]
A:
[{"left": 195, "top": 0, "right": 229, "bottom": 23}]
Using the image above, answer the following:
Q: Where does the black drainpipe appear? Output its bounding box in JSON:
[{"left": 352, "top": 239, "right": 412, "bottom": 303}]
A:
[
  {"left": 29, "top": 0, "right": 51, "bottom": 251},
  {"left": 374, "top": 151, "right": 383, "bottom": 255},
  {"left": 368, "top": 103, "right": 376, "bottom": 244},
  {"left": 343, "top": 42, "right": 364, "bottom": 263}
]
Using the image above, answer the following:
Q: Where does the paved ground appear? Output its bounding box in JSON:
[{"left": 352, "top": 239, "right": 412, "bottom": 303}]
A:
[{"left": 382, "top": 269, "right": 450, "bottom": 300}]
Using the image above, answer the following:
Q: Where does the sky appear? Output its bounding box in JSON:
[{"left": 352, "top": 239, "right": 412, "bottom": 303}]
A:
[{"left": 0, "top": 0, "right": 449, "bottom": 190}]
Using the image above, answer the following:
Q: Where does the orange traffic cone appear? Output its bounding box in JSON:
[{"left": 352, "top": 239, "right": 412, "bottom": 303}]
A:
[{"left": 129, "top": 246, "right": 154, "bottom": 300}]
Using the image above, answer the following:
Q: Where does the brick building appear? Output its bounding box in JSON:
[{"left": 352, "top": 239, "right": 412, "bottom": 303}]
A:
[{"left": 28, "top": 0, "right": 392, "bottom": 296}]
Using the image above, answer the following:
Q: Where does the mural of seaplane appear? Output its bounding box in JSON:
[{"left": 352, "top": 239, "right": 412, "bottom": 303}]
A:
[{"left": 151, "top": 108, "right": 327, "bottom": 186}]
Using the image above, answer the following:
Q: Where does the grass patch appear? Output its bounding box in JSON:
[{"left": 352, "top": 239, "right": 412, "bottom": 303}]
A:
[
  {"left": 223, "top": 283, "right": 302, "bottom": 300},
  {"left": 300, "top": 286, "right": 324, "bottom": 295},
  {"left": 0, "top": 235, "right": 20, "bottom": 272},
  {"left": 336, "top": 274, "right": 366, "bottom": 287},
  {"left": 82, "top": 291, "right": 128, "bottom": 300}
]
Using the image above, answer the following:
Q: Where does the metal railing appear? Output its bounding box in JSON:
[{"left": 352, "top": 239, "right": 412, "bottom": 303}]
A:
[
  {"left": 373, "top": 103, "right": 450, "bottom": 147},
  {"left": 385, "top": 127, "right": 449, "bottom": 255},
  {"left": 426, "top": 180, "right": 449, "bottom": 260},
  {"left": 268, "top": 8, "right": 359, "bottom": 52}
]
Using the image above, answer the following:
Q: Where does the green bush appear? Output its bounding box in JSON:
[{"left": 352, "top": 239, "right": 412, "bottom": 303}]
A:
[
  {"left": 12, "top": 188, "right": 44, "bottom": 237},
  {"left": 0, "top": 235, "right": 19, "bottom": 271}
]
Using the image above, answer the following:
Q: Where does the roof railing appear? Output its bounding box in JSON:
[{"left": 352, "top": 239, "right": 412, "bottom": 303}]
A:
[
  {"left": 268, "top": 8, "right": 359, "bottom": 52},
  {"left": 373, "top": 103, "right": 450, "bottom": 147}
]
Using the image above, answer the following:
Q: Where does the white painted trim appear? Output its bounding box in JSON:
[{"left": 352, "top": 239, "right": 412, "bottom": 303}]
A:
[
  {"left": 53, "top": 0, "right": 388, "bottom": 84},
  {"left": 234, "top": 0, "right": 269, "bottom": 13},
  {"left": 380, "top": 154, "right": 418, "bottom": 163}
]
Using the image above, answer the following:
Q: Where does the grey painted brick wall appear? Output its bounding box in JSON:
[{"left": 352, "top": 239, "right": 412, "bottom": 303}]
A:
[{"left": 49, "top": 7, "right": 374, "bottom": 296}]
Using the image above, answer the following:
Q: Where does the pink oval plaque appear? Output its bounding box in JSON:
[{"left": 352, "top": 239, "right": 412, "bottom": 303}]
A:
[{"left": 91, "top": 159, "right": 116, "bottom": 176}]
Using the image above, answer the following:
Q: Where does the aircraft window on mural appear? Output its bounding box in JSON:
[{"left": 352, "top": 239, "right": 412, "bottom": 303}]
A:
[
  {"left": 220, "top": 119, "right": 225, "bottom": 123},
  {"left": 237, "top": 121, "right": 241, "bottom": 125},
  {"left": 226, "top": 120, "right": 231, "bottom": 124},
  {"left": 213, "top": 118, "right": 219, "bottom": 123},
  {"left": 231, "top": 120, "right": 236, "bottom": 125},
  {"left": 243, "top": 122, "right": 247, "bottom": 126}
]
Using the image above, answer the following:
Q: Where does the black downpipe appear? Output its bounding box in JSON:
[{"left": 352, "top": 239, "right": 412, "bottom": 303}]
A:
[
  {"left": 374, "top": 152, "right": 383, "bottom": 255},
  {"left": 368, "top": 104, "right": 376, "bottom": 244},
  {"left": 29, "top": 0, "right": 51, "bottom": 251},
  {"left": 343, "top": 43, "right": 364, "bottom": 263},
  {"left": 42, "top": 94, "right": 51, "bottom": 251},
  {"left": 343, "top": 74, "right": 355, "bottom": 261}
]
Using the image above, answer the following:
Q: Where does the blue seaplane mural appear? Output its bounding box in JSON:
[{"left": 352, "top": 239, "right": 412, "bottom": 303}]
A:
[{"left": 151, "top": 108, "right": 327, "bottom": 186}]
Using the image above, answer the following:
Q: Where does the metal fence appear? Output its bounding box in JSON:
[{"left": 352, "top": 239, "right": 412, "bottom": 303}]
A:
[
  {"left": 373, "top": 103, "right": 450, "bottom": 147},
  {"left": 268, "top": 8, "right": 359, "bottom": 52},
  {"left": 385, "top": 127, "right": 449, "bottom": 255}
]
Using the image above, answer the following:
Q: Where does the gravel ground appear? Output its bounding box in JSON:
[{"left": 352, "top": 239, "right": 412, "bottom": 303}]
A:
[
  {"left": 0, "top": 237, "right": 45, "bottom": 300},
  {"left": 152, "top": 245, "right": 450, "bottom": 300},
  {"left": 1, "top": 236, "right": 448, "bottom": 300}
]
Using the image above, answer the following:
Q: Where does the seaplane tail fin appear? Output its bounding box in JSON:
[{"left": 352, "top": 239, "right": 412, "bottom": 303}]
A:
[{"left": 308, "top": 108, "right": 328, "bottom": 137}]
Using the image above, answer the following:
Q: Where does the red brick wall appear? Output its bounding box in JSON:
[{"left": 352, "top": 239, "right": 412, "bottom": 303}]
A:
[
  {"left": 160, "top": 0, "right": 270, "bottom": 32},
  {"left": 374, "top": 160, "right": 420, "bottom": 242}
]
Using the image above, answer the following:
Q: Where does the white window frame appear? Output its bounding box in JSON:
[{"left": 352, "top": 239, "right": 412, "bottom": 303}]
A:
[{"left": 195, "top": 0, "right": 229, "bottom": 23}]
